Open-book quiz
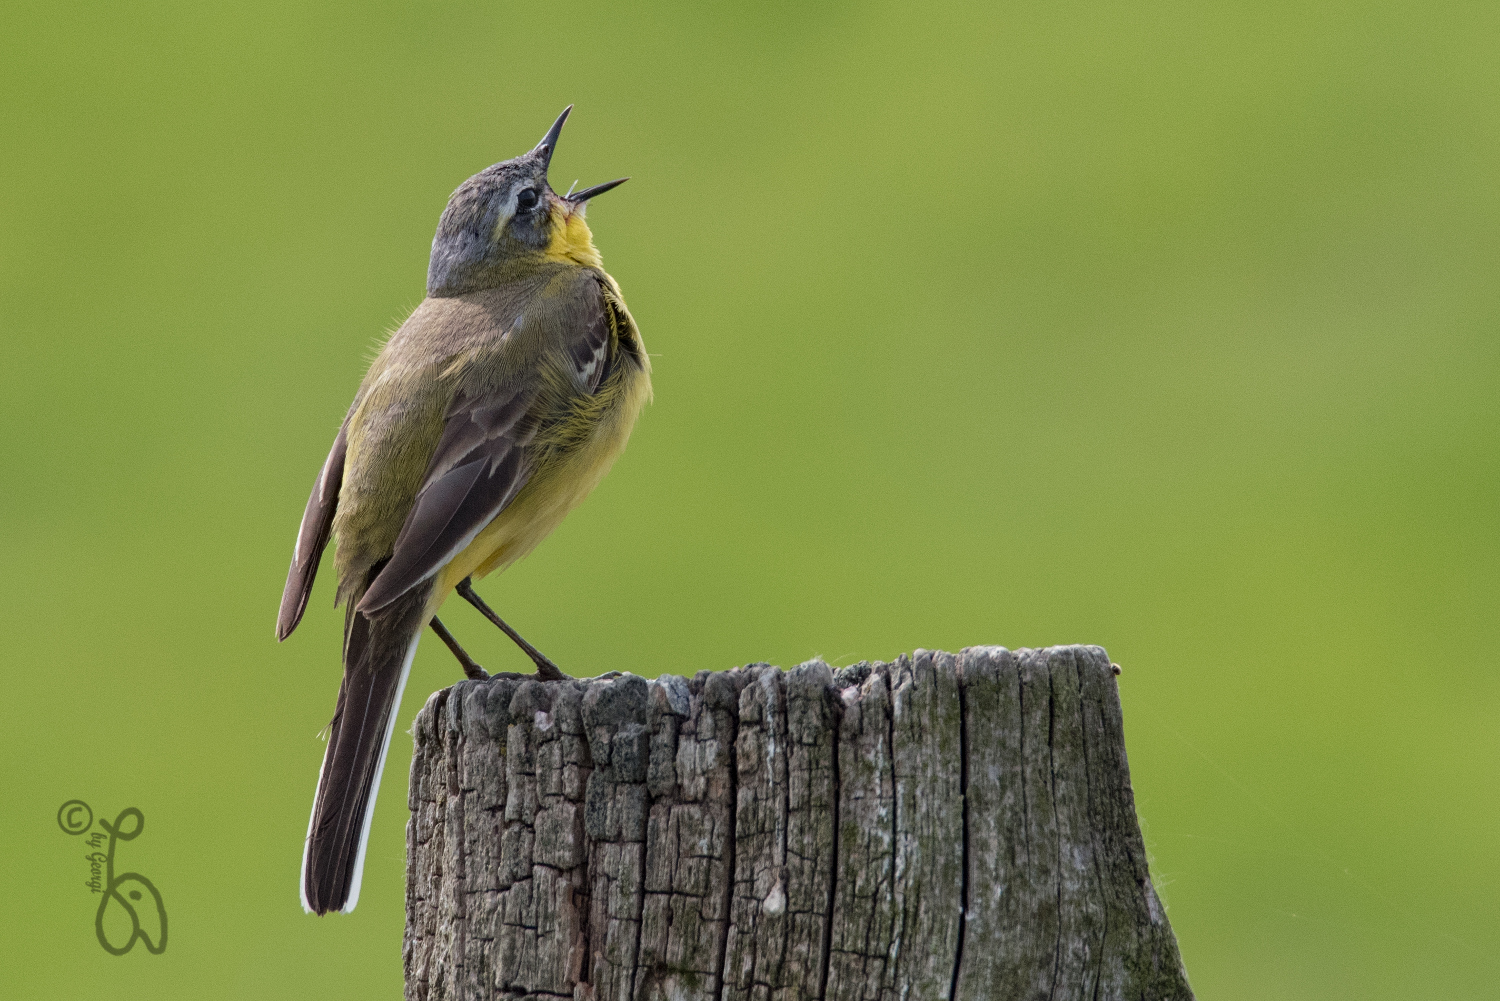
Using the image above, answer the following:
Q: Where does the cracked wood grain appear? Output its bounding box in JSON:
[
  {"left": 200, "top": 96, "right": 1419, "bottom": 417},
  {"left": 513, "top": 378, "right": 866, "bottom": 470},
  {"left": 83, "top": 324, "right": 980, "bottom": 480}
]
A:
[
  {"left": 823, "top": 661, "right": 896, "bottom": 1001},
  {"left": 581, "top": 673, "right": 651, "bottom": 1001},
  {"left": 635, "top": 669, "right": 744, "bottom": 1000},
  {"left": 404, "top": 648, "right": 1193, "bottom": 1001},
  {"left": 721, "top": 662, "right": 839, "bottom": 1001},
  {"left": 891, "top": 651, "right": 967, "bottom": 1000}
]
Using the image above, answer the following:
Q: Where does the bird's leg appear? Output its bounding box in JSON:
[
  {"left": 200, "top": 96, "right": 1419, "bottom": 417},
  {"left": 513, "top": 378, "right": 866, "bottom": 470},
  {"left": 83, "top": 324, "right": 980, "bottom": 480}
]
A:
[
  {"left": 429, "top": 616, "right": 489, "bottom": 681},
  {"left": 455, "top": 577, "right": 566, "bottom": 681}
]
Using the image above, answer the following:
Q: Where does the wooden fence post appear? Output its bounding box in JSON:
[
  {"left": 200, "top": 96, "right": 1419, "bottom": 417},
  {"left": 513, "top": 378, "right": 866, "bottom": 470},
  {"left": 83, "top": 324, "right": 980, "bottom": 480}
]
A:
[{"left": 404, "top": 646, "right": 1193, "bottom": 1000}]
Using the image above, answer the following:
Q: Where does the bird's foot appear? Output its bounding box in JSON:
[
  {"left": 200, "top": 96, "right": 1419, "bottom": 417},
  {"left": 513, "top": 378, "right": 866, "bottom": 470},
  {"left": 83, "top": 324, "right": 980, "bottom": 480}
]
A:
[{"left": 531, "top": 655, "right": 567, "bottom": 682}]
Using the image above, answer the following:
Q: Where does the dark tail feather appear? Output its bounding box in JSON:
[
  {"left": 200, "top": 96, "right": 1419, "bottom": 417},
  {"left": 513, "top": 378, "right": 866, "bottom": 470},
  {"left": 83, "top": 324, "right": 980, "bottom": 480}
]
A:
[{"left": 301, "top": 584, "right": 429, "bottom": 915}]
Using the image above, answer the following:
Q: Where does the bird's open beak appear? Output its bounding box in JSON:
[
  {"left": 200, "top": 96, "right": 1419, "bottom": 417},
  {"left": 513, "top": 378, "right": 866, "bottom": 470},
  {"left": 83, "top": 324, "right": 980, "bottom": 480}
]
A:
[
  {"left": 565, "top": 177, "right": 630, "bottom": 204},
  {"left": 535, "top": 106, "right": 628, "bottom": 204}
]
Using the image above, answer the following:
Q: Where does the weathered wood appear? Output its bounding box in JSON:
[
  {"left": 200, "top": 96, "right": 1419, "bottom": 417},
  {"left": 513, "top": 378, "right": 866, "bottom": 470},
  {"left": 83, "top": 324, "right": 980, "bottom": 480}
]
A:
[
  {"left": 636, "top": 671, "right": 740, "bottom": 999},
  {"left": 889, "top": 651, "right": 967, "bottom": 999},
  {"left": 404, "top": 647, "right": 1194, "bottom": 1000},
  {"left": 722, "top": 662, "right": 839, "bottom": 1001},
  {"left": 824, "top": 661, "right": 896, "bottom": 1001}
]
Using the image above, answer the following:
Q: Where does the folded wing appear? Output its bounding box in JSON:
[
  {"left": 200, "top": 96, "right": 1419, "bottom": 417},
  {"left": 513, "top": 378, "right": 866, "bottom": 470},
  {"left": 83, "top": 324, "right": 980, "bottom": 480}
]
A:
[
  {"left": 357, "top": 277, "right": 617, "bottom": 615},
  {"left": 357, "top": 384, "right": 540, "bottom": 614}
]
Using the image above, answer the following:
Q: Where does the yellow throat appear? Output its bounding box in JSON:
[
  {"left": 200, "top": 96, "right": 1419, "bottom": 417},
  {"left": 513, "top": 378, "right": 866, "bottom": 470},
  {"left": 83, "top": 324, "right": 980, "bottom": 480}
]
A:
[{"left": 544, "top": 204, "right": 603, "bottom": 268}]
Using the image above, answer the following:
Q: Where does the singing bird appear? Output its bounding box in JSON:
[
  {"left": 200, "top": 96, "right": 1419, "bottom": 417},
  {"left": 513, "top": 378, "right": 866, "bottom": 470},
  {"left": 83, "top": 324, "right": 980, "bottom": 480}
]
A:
[{"left": 275, "top": 107, "right": 650, "bottom": 915}]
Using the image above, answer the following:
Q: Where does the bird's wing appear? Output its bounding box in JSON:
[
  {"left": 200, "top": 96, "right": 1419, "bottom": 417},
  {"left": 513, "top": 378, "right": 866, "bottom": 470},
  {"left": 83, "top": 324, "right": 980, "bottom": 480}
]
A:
[
  {"left": 357, "top": 276, "right": 615, "bottom": 614},
  {"left": 565, "top": 281, "right": 612, "bottom": 395},
  {"left": 277, "top": 415, "right": 351, "bottom": 640}
]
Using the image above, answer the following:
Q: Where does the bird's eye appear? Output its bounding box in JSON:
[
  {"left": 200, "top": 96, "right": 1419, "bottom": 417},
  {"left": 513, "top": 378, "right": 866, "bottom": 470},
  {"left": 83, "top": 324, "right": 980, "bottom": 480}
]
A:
[{"left": 516, "top": 188, "right": 539, "bottom": 211}]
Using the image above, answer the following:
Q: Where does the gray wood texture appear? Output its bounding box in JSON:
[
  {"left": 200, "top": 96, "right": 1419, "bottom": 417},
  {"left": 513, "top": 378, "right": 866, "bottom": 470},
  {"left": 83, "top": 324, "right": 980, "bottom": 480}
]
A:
[{"left": 404, "top": 646, "right": 1193, "bottom": 1000}]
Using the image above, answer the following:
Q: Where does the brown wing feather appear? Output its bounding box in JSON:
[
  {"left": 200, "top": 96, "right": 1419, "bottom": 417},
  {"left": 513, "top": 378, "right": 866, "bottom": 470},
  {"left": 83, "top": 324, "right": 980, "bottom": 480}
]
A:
[
  {"left": 277, "top": 418, "right": 350, "bottom": 640},
  {"left": 356, "top": 384, "right": 540, "bottom": 614},
  {"left": 568, "top": 292, "right": 611, "bottom": 394}
]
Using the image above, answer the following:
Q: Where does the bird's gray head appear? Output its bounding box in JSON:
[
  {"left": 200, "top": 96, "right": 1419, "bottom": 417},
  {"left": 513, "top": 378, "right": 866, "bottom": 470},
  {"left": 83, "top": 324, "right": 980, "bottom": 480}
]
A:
[{"left": 426, "top": 106, "right": 628, "bottom": 296}]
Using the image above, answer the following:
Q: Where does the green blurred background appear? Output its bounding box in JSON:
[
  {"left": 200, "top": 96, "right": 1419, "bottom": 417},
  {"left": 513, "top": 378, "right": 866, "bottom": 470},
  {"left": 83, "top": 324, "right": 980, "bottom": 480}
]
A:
[{"left": 3, "top": 1, "right": 1496, "bottom": 997}]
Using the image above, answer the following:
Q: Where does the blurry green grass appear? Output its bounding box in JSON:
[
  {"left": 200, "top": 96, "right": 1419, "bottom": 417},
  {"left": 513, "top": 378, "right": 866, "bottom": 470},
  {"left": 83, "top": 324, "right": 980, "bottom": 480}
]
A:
[{"left": 2, "top": 2, "right": 1496, "bottom": 998}]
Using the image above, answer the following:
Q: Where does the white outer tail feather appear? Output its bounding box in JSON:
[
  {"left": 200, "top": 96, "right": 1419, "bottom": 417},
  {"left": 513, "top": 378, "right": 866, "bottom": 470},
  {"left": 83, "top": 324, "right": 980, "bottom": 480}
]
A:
[{"left": 299, "top": 629, "right": 422, "bottom": 914}]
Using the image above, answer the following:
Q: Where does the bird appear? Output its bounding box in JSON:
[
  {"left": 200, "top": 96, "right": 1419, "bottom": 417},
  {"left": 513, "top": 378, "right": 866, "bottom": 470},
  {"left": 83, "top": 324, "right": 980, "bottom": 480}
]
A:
[{"left": 274, "top": 106, "right": 650, "bottom": 915}]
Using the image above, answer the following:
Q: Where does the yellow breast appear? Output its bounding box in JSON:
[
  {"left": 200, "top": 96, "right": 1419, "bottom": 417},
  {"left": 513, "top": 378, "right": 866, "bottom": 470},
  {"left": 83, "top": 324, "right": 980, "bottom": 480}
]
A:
[{"left": 432, "top": 359, "right": 650, "bottom": 601}]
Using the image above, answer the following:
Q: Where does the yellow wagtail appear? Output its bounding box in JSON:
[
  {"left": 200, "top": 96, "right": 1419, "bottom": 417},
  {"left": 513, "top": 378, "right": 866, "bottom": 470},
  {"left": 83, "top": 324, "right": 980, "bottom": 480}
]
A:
[{"left": 275, "top": 106, "right": 649, "bottom": 915}]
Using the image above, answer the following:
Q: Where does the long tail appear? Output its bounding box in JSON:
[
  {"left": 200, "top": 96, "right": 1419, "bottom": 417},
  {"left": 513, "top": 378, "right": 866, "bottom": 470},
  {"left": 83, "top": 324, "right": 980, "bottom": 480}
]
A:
[{"left": 300, "top": 584, "right": 430, "bottom": 915}]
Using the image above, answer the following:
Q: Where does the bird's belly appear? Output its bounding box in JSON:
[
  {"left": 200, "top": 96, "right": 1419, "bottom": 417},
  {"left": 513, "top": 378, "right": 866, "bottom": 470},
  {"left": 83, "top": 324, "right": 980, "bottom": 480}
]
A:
[{"left": 433, "top": 367, "right": 649, "bottom": 600}]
